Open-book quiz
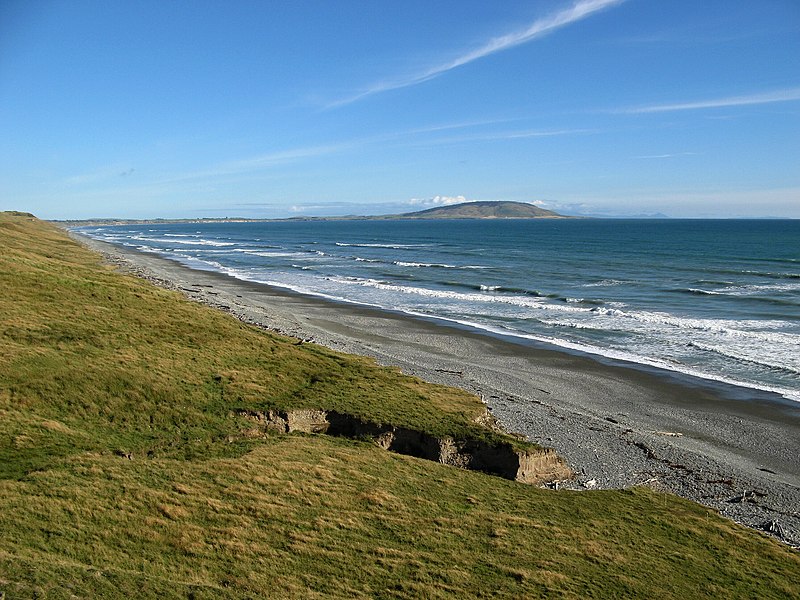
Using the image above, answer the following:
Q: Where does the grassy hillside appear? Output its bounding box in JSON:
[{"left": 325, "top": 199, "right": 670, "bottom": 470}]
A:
[{"left": 1, "top": 212, "right": 798, "bottom": 598}]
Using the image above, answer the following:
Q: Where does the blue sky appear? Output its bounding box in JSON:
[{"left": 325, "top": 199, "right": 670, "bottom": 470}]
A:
[{"left": 1, "top": 0, "right": 799, "bottom": 219}]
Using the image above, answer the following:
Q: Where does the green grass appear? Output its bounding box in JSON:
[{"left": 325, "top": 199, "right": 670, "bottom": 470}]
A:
[
  {"left": 0, "top": 213, "right": 513, "bottom": 477},
  {"left": 1, "top": 212, "right": 798, "bottom": 598}
]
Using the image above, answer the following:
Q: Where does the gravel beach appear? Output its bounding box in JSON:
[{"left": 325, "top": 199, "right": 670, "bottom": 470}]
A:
[{"left": 72, "top": 232, "right": 800, "bottom": 548}]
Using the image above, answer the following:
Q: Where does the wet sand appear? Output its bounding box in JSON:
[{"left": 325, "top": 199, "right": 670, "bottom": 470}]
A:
[{"left": 72, "top": 232, "right": 800, "bottom": 547}]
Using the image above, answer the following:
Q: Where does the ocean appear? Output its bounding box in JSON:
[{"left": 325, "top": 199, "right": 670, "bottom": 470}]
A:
[{"left": 78, "top": 218, "right": 800, "bottom": 403}]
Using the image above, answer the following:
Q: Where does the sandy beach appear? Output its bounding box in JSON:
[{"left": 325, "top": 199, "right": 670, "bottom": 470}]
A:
[{"left": 72, "top": 232, "right": 800, "bottom": 547}]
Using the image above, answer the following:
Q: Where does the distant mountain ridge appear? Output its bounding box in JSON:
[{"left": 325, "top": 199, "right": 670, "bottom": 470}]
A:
[{"left": 395, "top": 201, "right": 565, "bottom": 219}]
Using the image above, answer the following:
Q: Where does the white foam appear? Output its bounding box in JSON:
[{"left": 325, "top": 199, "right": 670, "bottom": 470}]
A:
[
  {"left": 81, "top": 225, "right": 800, "bottom": 404},
  {"left": 583, "top": 279, "right": 626, "bottom": 287},
  {"left": 130, "top": 235, "right": 234, "bottom": 247},
  {"left": 241, "top": 250, "right": 307, "bottom": 258},
  {"left": 392, "top": 261, "right": 488, "bottom": 269},
  {"left": 742, "top": 269, "right": 800, "bottom": 280},
  {"left": 329, "top": 277, "right": 592, "bottom": 313},
  {"left": 590, "top": 306, "right": 790, "bottom": 340},
  {"left": 720, "top": 282, "right": 800, "bottom": 295},
  {"left": 394, "top": 261, "right": 457, "bottom": 268},
  {"left": 335, "top": 242, "right": 431, "bottom": 249},
  {"left": 538, "top": 319, "right": 599, "bottom": 330},
  {"left": 407, "top": 313, "right": 800, "bottom": 403},
  {"left": 688, "top": 341, "right": 800, "bottom": 376}
]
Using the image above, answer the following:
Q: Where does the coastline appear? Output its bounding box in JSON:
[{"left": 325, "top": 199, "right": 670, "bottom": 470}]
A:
[{"left": 71, "top": 231, "right": 800, "bottom": 547}]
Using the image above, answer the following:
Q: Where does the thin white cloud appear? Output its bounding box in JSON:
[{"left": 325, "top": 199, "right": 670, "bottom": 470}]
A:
[
  {"left": 403, "top": 117, "right": 522, "bottom": 136},
  {"left": 328, "top": 0, "right": 626, "bottom": 107},
  {"left": 200, "top": 126, "right": 593, "bottom": 180},
  {"left": 491, "top": 128, "right": 597, "bottom": 140},
  {"left": 58, "top": 120, "right": 584, "bottom": 199},
  {"left": 411, "top": 128, "right": 597, "bottom": 147},
  {"left": 633, "top": 152, "right": 698, "bottom": 159},
  {"left": 161, "top": 143, "right": 350, "bottom": 184},
  {"left": 620, "top": 86, "right": 800, "bottom": 114},
  {"left": 213, "top": 144, "right": 346, "bottom": 173},
  {"left": 155, "top": 122, "right": 507, "bottom": 185},
  {"left": 613, "top": 24, "right": 765, "bottom": 48}
]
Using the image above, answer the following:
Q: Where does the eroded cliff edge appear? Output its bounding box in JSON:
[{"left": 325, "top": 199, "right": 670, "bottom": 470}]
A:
[{"left": 239, "top": 408, "right": 572, "bottom": 485}]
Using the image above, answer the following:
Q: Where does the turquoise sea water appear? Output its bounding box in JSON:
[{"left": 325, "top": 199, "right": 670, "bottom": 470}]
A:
[{"left": 80, "top": 219, "right": 800, "bottom": 403}]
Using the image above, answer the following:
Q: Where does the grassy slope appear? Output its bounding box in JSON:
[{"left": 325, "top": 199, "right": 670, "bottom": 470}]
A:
[{"left": 1, "top": 213, "right": 798, "bottom": 598}]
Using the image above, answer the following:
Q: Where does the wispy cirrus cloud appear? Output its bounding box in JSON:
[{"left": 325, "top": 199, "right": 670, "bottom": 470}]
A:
[
  {"left": 619, "top": 86, "right": 800, "bottom": 114},
  {"left": 407, "top": 127, "right": 598, "bottom": 147},
  {"left": 327, "top": 0, "right": 626, "bottom": 108},
  {"left": 160, "top": 143, "right": 351, "bottom": 184},
  {"left": 210, "top": 144, "right": 347, "bottom": 174},
  {"left": 402, "top": 117, "right": 523, "bottom": 136},
  {"left": 633, "top": 152, "right": 698, "bottom": 160},
  {"left": 185, "top": 124, "right": 591, "bottom": 181}
]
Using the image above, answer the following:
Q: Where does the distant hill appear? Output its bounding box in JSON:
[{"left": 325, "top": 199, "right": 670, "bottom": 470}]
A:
[
  {"left": 395, "top": 201, "right": 565, "bottom": 219},
  {"left": 52, "top": 201, "right": 568, "bottom": 226}
]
